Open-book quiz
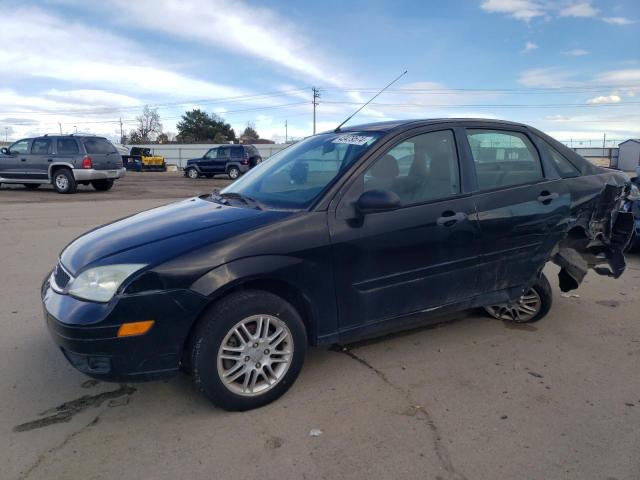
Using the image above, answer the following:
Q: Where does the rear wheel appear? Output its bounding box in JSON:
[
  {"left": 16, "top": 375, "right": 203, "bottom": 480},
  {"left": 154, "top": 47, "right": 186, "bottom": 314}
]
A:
[
  {"left": 52, "top": 169, "right": 77, "bottom": 194},
  {"left": 191, "top": 290, "right": 306, "bottom": 411},
  {"left": 91, "top": 179, "right": 114, "bottom": 191},
  {"left": 228, "top": 166, "right": 240, "bottom": 180},
  {"left": 23, "top": 183, "right": 40, "bottom": 190},
  {"left": 484, "top": 273, "right": 552, "bottom": 323},
  {"left": 186, "top": 168, "right": 199, "bottom": 179}
]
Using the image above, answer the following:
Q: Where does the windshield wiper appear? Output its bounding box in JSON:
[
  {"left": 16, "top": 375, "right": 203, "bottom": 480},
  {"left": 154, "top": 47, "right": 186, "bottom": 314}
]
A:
[{"left": 218, "top": 191, "right": 263, "bottom": 210}]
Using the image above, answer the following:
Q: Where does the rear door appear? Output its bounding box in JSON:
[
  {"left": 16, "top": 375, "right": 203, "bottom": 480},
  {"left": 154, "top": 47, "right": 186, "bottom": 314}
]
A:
[
  {"left": 53, "top": 137, "right": 80, "bottom": 171},
  {"left": 463, "top": 127, "right": 570, "bottom": 292},
  {"left": 27, "top": 137, "right": 52, "bottom": 179},
  {"left": 215, "top": 146, "right": 231, "bottom": 173},
  {"left": 0, "top": 139, "right": 30, "bottom": 178},
  {"left": 82, "top": 138, "right": 119, "bottom": 170}
]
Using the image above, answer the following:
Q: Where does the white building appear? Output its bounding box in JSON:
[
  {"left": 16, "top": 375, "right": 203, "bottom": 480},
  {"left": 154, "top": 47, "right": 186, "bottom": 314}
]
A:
[{"left": 618, "top": 139, "right": 640, "bottom": 173}]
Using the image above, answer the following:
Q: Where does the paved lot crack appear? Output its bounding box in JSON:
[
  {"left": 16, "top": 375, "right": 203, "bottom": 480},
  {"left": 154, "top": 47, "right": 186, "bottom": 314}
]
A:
[
  {"left": 336, "top": 346, "right": 468, "bottom": 480},
  {"left": 17, "top": 415, "right": 100, "bottom": 480},
  {"left": 13, "top": 385, "right": 135, "bottom": 432}
]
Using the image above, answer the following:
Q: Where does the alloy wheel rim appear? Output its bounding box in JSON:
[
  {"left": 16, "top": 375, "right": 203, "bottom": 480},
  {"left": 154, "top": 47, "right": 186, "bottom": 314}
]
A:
[
  {"left": 188, "top": 169, "right": 198, "bottom": 179},
  {"left": 229, "top": 169, "right": 239, "bottom": 179},
  {"left": 55, "top": 174, "right": 68, "bottom": 190},
  {"left": 217, "top": 314, "right": 293, "bottom": 396},
  {"left": 485, "top": 288, "right": 542, "bottom": 322}
]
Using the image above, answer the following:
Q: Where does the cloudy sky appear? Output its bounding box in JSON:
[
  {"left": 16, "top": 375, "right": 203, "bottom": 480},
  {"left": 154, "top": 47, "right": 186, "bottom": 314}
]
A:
[{"left": 0, "top": 0, "right": 638, "bottom": 145}]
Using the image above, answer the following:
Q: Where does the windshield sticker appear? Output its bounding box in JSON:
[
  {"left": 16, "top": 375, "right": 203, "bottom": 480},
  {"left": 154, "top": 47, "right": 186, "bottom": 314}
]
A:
[{"left": 332, "top": 135, "right": 373, "bottom": 146}]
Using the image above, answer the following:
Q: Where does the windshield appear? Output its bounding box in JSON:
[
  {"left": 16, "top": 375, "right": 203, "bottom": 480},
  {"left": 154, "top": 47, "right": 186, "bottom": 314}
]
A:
[{"left": 221, "top": 132, "right": 382, "bottom": 209}]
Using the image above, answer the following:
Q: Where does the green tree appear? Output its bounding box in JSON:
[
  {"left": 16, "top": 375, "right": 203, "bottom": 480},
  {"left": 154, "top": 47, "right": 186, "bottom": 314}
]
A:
[
  {"left": 240, "top": 122, "right": 259, "bottom": 143},
  {"left": 176, "top": 109, "right": 236, "bottom": 143}
]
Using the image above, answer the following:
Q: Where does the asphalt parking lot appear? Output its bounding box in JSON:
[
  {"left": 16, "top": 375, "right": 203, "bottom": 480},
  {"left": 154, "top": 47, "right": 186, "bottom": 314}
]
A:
[{"left": 2, "top": 174, "right": 639, "bottom": 480}]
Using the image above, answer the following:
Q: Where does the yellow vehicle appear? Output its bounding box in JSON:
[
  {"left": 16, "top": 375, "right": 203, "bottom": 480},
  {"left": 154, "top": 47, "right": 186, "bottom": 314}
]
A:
[{"left": 123, "top": 147, "right": 167, "bottom": 172}]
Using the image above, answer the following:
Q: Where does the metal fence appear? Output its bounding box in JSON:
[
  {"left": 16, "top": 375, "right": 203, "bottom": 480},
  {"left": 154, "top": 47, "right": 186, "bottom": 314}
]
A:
[{"left": 128, "top": 144, "right": 289, "bottom": 169}]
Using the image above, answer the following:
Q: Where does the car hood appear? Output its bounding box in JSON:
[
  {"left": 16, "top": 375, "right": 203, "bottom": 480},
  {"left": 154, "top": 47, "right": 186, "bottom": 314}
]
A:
[{"left": 60, "top": 197, "right": 275, "bottom": 275}]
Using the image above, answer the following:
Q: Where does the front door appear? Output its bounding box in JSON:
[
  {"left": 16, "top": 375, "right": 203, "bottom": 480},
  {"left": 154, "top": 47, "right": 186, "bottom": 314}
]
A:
[
  {"left": 464, "top": 128, "right": 570, "bottom": 292},
  {"left": 0, "top": 139, "right": 30, "bottom": 179},
  {"left": 329, "top": 129, "right": 483, "bottom": 335}
]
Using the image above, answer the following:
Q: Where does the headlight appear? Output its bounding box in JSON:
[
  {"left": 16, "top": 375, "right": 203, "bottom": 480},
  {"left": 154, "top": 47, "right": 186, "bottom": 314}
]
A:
[{"left": 68, "top": 264, "right": 146, "bottom": 302}]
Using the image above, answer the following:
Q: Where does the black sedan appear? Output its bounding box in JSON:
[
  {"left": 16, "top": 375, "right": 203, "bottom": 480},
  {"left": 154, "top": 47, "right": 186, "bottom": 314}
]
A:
[{"left": 42, "top": 119, "right": 635, "bottom": 411}]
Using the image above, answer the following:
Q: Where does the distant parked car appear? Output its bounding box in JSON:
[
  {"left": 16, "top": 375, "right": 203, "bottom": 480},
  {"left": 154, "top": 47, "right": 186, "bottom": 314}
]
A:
[
  {"left": 184, "top": 145, "right": 262, "bottom": 180},
  {"left": 0, "top": 135, "right": 125, "bottom": 193}
]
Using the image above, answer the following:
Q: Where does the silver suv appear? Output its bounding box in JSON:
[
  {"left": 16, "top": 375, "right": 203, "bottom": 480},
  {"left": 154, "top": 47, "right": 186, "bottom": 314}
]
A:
[{"left": 0, "top": 135, "right": 126, "bottom": 194}]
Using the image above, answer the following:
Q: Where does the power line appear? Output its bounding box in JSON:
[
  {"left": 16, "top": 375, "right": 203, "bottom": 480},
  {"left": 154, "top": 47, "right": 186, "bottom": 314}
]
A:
[{"left": 322, "top": 100, "right": 640, "bottom": 109}]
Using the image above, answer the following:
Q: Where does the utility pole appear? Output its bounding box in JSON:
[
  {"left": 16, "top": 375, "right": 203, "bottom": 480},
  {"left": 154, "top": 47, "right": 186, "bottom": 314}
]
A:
[
  {"left": 4, "top": 127, "right": 8, "bottom": 142},
  {"left": 119, "top": 118, "right": 124, "bottom": 144},
  {"left": 285, "top": 120, "right": 288, "bottom": 143},
  {"left": 58, "top": 122, "right": 62, "bottom": 135},
  {"left": 74, "top": 125, "right": 77, "bottom": 134},
  {"left": 312, "top": 87, "right": 320, "bottom": 135}
]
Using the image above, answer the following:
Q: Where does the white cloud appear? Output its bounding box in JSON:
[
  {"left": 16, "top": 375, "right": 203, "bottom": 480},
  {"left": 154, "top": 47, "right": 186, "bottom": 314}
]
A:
[
  {"left": 602, "top": 16, "right": 636, "bottom": 25},
  {"left": 559, "top": 3, "right": 598, "bottom": 18},
  {"left": 586, "top": 94, "right": 621, "bottom": 104},
  {"left": 480, "top": 0, "right": 546, "bottom": 21},
  {"left": 518, "top": 68, "right": 578, "bottom": 87},
  {"left": 594, "top": 69, "right": 640, "bottom": 86},
  {"left": 561, "top": 49, "right": 590, "bottom": 56},
  {"left": 88, "top": 0, "right": 345, "bottom": 87},
  {"left": 522, "top": 41, "right": 538, "bottom": 53}
]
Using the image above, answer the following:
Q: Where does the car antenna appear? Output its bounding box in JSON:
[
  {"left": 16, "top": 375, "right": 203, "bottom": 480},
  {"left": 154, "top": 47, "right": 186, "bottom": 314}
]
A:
[{"left": 334, "top": 70, "right": 407, "bottom": 133}]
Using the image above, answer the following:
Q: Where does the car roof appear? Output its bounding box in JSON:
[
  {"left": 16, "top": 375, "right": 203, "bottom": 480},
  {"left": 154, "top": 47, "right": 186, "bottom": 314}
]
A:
[{"left": 333, "top": 118, "right": 529, "bottom": 134}]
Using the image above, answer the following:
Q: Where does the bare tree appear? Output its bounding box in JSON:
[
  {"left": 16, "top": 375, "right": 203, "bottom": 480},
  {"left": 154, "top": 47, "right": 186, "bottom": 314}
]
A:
[{"left": 132, "top": 106, "right": 163, "bottom": 143}]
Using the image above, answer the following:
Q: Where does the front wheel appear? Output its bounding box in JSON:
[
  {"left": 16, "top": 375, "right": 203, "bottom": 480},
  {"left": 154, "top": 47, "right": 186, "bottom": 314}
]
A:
[
  {"left": 484, "top": 273, "right": 552, "bottom": 323},
  {"left": 186, "top": 167, "right": 199, "bottom": 179},
  {"left": 227, "top": 166, "right": 240, "bottom": 180},
  {"left": 191, "top": 290, "right": 307, "bottom": 411}
]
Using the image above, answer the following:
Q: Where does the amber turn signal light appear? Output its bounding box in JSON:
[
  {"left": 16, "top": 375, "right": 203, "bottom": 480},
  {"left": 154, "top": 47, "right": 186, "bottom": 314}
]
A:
[{"left": 117, "top": 320, "right": 154, "bottom": 337}]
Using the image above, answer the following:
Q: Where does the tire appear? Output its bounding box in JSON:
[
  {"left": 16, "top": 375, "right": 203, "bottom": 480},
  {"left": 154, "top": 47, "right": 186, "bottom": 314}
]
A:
[
  {"left": 228, "top": 167, "right": 240, "bottom": 180},
  {"left": 23, "top": 184, "right": 40, "bottom": 190},
  {"left": 91, "top": 179, "right": 114, "bottom": 191},
  {"left": 484, "top": 272, "right": 552, "bottom": 323},
  {"left": 52, "top": 168, "right": 77, "bottom": 194},
  {"left": 186, "top": 168, "right": 199, "bottom": 179},
  {"left": 191, "top": 290, "right": 307, "bottom": 411}
]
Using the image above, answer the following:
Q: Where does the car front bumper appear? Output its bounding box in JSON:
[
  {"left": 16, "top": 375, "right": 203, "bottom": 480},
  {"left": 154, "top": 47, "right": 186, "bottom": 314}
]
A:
[
  {"left": 73, "top": 167, "right": 126, "bottom": 182},
  {"left": 42, "top": 278, "right": 208, "bottom": 382}
]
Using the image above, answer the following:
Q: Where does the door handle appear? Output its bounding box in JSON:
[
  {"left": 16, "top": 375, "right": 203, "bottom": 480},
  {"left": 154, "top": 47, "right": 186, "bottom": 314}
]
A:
[
  {"left": 47, "top": 158, "right": 53, "bottom": 162},
  {"left": 20, "top": 158, "right": 27, "bottom": 162},
  {"left": 436, "top": 210, "right": 467, "bottom": 227},
  {"left": 537, "top": 191, "right": 559, "bottom": 205}
]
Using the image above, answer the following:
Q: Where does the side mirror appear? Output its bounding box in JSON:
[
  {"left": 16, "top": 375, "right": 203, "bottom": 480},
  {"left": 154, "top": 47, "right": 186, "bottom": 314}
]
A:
[
  {"left": 356, "top": 189, "right": 401, "bottom": 214},
  {"left": 0, "top": 147, "right": 9, "bottom": 155}
]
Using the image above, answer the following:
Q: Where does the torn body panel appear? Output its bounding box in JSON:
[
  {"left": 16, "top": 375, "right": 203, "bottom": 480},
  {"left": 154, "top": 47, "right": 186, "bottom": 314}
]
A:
[{"left": 551, "top": 180, "right": 634, "bottom": 292}]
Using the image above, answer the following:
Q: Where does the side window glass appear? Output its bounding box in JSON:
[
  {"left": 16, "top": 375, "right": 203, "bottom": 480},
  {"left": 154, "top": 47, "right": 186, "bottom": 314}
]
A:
[
  {"left": 363, "top": 130, "right": 460, "bottom": 205},
  {"left": 9, "top": 140, "right": 30, "bottom": 155},
  {"left": 204, "top": 148, "right": 217, "bottom": 159},
  {"left": 546, "top": 144, "right": 580, "bottom": 178},
  {"left": 56, "top": 139, "right": 79, "bottom": 154},
  {"left": 31, "top": 138, "right": 51, "bottom": 154},
  {"left": 467, "top": 129, "right": 543, "bottom": 190},
  {"left": 231, "top": 148, "right": 243, "bottom": 159},
  {"left": 218, "top": 147, "right": 231, "bottom": 158}
]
